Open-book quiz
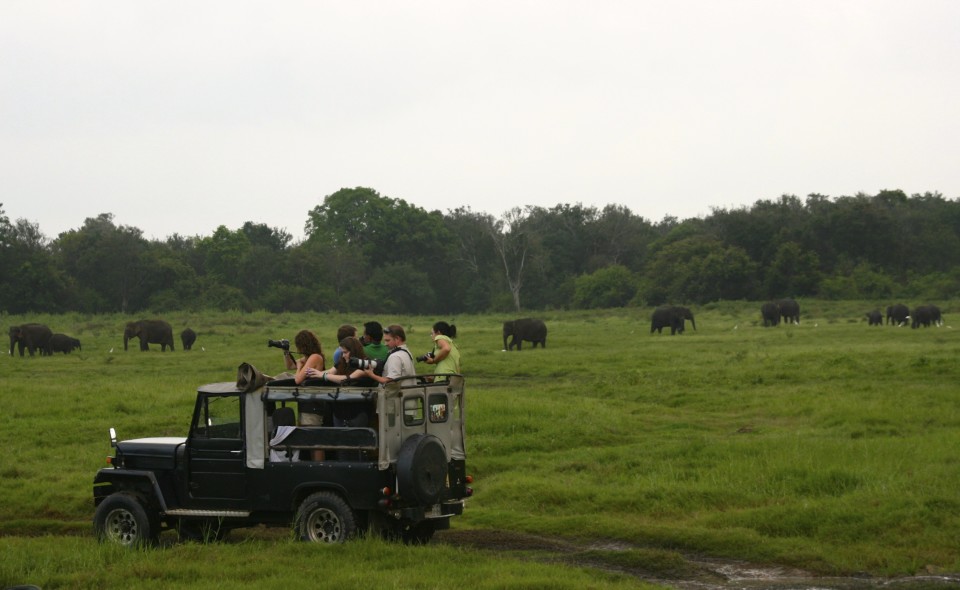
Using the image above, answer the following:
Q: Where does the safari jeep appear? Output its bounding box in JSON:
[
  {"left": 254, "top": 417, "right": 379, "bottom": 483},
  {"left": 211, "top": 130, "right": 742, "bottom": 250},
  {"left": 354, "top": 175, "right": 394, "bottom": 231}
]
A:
[{"left": 93, "top": 370, "right": 471, "bottom": 546}]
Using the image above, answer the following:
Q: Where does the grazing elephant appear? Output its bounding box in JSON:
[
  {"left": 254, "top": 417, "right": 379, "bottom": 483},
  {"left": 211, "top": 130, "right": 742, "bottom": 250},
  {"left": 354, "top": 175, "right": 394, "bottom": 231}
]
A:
[
  {"left": 47, "top": 333, "right": 82, "bottom": 354},
  {"left": 760, "top": 302, "right": 780, "bottom": 327},
  {"left": 181, "top": 328, "right": 197, "bottom": 351},
  {"left": 778, "top": 298, "right": 800, "bottom": 325},
  {"left": 866, "top": 311, "right": 883, "bottom": 326},
  {"left": 502, "top": 318, "right": 547, "bottom": 350},
  {"left": 650, "top": 305, "right": 696, "bottom": 335},
  {"left": 886, "top": 304, "right": 909, "bottom": 326},
  {"left": 911, "top": 305, "right": 942, "bottom": 329},
  {"left": 124, "top": 319, "right": 175, "bottom": 351},
  {"left": 9, "top": 323, "right": 53, "bottom": 357}
]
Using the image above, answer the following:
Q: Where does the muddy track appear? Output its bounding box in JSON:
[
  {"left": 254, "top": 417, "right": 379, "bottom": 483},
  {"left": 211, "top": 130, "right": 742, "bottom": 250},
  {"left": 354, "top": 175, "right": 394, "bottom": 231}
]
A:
[{"left": 434, "top": 529, "right": 960, "bottom": 589}]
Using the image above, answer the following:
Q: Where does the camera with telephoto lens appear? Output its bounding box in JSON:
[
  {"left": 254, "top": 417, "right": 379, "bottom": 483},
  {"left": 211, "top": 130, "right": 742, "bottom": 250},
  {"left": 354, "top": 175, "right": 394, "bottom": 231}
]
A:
[
  {"left": 267, "top": 339, "right": 290, "bottom": 351},
  {"left": 416, "top": 351, "right": 434, "bottom": 363},
  {"left": 348, "top": 357, "right": 379, "bottom": 371}
]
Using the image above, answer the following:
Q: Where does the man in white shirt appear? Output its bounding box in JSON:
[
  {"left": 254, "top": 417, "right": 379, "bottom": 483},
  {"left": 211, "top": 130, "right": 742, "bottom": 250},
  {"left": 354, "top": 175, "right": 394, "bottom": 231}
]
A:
[{"left": 363, "top": 324, "right": 415, "bottom": 383}]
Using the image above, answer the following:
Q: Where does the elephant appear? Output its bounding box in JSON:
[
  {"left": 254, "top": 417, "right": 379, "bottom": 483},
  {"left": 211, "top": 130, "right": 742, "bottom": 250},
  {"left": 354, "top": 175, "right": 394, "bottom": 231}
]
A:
[
  {"left": 866, "top": 311, "right": 883, "bottom": 326},
  {"left": 47, "top": 333, "right": 82, "bottom": 354},
  {"left": 911, "top": 305, "right": 942, "bottom": 329},
  {"left": 777, "top": 298, "right": 800, "bottom": 325},
  {"left": 9, "top": 323, "right": 53, "bottom": 357},
  {"left": 124, "top": 319, "right": 175, "bottom": 352},
  {"left": 760, "top": 302, "right": 780, "bottom": 327},
  {"left": 181, "top": 328, "right": 197, "bottom": 351},
  {"left": 650, "top": 305, "right": 696, "bottom": 335},
  {"left": 502, "top": 318, "right": 547, "bottom": 350},
  {"left": 886, "top": 304, "right": 909, "bottom": 326}
]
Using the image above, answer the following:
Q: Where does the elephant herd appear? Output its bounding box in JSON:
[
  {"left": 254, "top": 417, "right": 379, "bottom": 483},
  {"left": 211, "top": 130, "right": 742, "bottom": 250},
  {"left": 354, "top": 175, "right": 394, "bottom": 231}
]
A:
[
  {"left": 867, "top": 304, "right": 944, "bottom": 329},
  {"left": 648, "top": 299, "right": 946, "bottom": 333},
  {"left": 8, "top": 323, "right": 81, "bottom": 356},
  {"left": 122, "top": 320, "right": 197, "bottom": 351},
  {"left": 760, "top": 299, "right": 800, "bottom": 327},
  {"left": 9, "top": 320, "right": 198, "bottom": 356}
]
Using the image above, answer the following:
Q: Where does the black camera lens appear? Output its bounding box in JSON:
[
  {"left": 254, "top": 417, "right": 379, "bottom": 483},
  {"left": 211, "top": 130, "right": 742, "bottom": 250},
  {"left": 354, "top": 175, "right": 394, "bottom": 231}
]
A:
[{"left": 267, "top": 339, "right": 290, "bottom": 351}]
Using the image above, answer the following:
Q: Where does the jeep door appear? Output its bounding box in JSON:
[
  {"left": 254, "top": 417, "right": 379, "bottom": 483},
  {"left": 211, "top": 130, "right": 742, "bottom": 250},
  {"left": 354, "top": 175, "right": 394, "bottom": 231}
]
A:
[
  {"left": 400, "top": 382, "right": 465, "bottom": 458},
  {"left": 186, "top": 393, "right": 248, "bottom": 509}
]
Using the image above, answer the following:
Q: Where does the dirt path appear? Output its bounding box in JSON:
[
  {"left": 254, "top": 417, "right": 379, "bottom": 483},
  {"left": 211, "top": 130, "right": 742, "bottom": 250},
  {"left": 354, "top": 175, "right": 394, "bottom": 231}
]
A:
[{"left": 434, "top": 529, "right": 960, "bottom": 589}]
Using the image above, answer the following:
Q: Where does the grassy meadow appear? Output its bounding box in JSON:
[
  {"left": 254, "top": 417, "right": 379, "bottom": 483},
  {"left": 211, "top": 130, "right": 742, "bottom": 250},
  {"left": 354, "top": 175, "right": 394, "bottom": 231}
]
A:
[{"left": 1, "top": 301, "right": 959, "bottom": 588}]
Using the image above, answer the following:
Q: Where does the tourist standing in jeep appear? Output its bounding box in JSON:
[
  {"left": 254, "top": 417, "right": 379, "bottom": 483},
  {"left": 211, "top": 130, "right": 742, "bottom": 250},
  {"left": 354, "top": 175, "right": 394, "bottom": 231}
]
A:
[
  {"left": 361, "top": 321, "right": 389, "bottom": 361},
  {"left": 364, "top": 324, "right": 415, "bottom": 384}
]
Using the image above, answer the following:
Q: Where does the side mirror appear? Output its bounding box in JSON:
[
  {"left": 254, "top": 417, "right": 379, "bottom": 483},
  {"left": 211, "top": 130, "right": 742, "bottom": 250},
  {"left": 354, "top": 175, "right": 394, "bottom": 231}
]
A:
[{"left": 109, "top": 427, "right": 117, "bottom": 448}]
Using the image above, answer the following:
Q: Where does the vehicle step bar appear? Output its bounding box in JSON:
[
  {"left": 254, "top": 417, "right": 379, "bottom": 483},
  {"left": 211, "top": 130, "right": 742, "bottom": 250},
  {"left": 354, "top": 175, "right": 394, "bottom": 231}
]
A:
[{"left": 164, "top": 509, "right": 251, "bottom": 518}]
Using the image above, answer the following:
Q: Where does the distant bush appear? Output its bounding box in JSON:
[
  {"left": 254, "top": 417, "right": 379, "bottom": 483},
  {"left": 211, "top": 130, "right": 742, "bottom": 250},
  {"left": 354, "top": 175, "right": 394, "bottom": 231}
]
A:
[{"left": 573, "top": 265, "right": 636, "bottom": 309}]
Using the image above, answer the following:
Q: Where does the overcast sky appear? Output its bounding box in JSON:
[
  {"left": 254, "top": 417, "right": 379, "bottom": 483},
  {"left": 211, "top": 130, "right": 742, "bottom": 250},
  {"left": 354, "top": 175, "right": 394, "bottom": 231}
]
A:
[{"left": 2, "top": 1, "right": 958, "bottom": 242}]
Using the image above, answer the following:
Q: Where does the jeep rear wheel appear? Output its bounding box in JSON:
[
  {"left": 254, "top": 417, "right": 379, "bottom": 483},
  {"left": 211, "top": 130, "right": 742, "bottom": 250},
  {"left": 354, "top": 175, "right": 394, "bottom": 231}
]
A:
[
  {"left": 295, "top": 492, "right": 357, "bottom": 543},
  {"left": 93, "top": 493, "right": 158, "bottom": 547}
]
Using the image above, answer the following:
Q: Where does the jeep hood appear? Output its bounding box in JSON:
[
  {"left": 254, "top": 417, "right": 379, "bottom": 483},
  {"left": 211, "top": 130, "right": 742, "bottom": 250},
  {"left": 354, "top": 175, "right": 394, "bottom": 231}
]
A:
[{"left": 117, "top": 437, "right": 186, "bottom": 456}]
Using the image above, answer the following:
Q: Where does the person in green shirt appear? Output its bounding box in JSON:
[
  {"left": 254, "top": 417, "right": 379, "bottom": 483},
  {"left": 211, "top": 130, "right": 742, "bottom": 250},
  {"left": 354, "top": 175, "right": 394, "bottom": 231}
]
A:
[
  {"left": 423, "top": 321, "right": 460, "bottom": 379},
  {"left": 360, "top": 321, "right": 389, "bottom": 361}
]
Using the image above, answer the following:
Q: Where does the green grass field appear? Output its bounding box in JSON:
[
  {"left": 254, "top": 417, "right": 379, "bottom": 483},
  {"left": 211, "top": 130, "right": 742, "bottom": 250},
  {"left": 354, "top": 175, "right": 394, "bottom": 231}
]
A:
[{"left": 2, "top": 302, "right": 958, "bottom": 588}]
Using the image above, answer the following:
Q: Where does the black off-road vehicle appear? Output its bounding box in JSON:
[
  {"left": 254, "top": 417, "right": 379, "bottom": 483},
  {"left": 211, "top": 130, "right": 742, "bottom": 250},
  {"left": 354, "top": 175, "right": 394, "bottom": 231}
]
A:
[{"left": 93, "top": 370, "right": 471, "bottom": 546}]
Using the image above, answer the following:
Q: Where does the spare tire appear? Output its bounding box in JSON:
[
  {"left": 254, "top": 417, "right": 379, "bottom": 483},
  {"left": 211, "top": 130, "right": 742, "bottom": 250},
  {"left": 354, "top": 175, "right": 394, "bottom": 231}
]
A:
[{"left": 397, "top": 434, "right": 447, "bottom": 505}]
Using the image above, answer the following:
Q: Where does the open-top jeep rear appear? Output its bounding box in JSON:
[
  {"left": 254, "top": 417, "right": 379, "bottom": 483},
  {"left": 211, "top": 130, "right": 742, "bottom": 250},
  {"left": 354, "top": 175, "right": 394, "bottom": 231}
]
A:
[{"left": 93, "top": 372, "right": 471, "bottom": 546}]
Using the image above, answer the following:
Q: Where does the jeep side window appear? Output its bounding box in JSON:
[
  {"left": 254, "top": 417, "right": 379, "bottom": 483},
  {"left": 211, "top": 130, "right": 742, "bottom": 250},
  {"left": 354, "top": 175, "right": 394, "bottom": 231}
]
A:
[
  {"left": 402, "top": 396, "right": 424, "bottom": 426},
  {"left": 428, "top": 393, "right": 448, "bottom": 423},
  {"left": 193, "top": 395, "right": 242, "bottom": 439}
]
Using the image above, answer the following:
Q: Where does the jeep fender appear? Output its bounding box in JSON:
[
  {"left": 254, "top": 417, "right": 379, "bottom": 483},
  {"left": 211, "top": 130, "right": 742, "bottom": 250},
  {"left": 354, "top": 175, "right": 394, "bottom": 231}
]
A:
[{"left": 93, "top": 469, "right": 168, "bottom": 512}]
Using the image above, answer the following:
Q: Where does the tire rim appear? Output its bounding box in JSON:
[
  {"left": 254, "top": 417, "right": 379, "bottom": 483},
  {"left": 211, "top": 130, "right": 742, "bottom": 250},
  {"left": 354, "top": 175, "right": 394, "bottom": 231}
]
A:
[
  {"left": 305, "top": 508, "right": 341, "bottom": 542},
  {"left": 104, "top": 508, "right": 139, "bottom": 546}
]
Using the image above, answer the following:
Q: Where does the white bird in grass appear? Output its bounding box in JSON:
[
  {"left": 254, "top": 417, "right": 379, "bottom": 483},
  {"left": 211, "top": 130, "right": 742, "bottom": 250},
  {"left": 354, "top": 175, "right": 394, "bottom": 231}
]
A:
[
  {"left": 109, "top": 348, "right": 114, "bottom": 353},
  {"left": 201, "top": 346, "right": 206, "bottom": 352}
]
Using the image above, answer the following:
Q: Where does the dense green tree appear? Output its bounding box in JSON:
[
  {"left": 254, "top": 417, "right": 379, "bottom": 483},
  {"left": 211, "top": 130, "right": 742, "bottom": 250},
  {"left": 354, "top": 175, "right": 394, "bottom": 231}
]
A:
[
  {"left": 305, "top": 187, "right": 451, "bottom": 268},
  {"left": 818, "top": 263, "right": 896, "bottom": 300},
  {"left": 591, "top": 204, "right": 656, "bottom": 270},
  {"left": 637, "top": 236, "right": 716, "bottom": 305},
  {"left": 305, "top": 187, "right": 454, "bottom": 311},
  {"left": 698, "top": 245, "right": 759, "bottom": 302},
  {"left": 53, "top": 213, "right": 150, "bottom": 313},
  {"left": 0, "top": 210, "right": 68, "bottom": 313},
  {"left": 764, "top": 242, "right": 821, "bottom": 298},
  {"left": 572, "top": 265, "right": 636, "bottom": 309}
]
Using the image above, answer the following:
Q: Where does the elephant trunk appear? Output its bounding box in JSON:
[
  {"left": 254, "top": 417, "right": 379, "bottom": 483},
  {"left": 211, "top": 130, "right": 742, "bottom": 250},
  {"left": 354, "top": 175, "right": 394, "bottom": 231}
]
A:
[
  {"left": 690, "top": 317, "right": 697, "bottom": 331},
  {"left": 123, "top": 333, "right": 129, "bottom": 351},
  {"left": 503, "top": 333, "right": 509, "bottom": 350}
]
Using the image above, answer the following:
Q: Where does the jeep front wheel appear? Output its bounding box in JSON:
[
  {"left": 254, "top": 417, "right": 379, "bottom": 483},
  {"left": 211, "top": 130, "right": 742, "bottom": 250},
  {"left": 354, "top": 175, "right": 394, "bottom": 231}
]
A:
[
  {"left": 295, "top": 492, "right": 357, "bottom": 543},
  {"left": 93, "top": 493, "right": 158, "bottom": 547}
]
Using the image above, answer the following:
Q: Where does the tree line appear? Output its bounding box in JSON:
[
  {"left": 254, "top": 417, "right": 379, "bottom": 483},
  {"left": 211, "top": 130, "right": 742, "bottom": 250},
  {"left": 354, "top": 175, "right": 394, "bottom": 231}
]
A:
[{"left": 2, "top": 187, "right": 958, "bottom": 316}]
